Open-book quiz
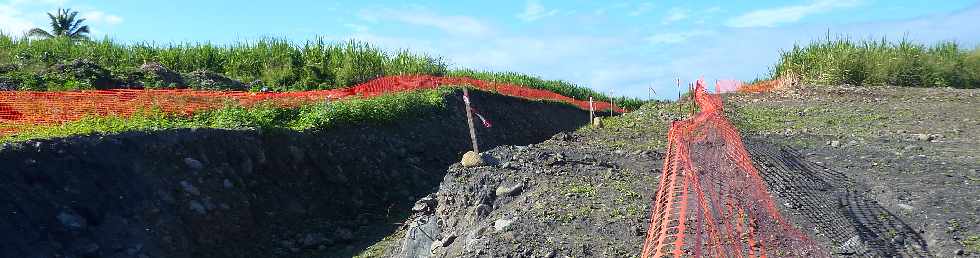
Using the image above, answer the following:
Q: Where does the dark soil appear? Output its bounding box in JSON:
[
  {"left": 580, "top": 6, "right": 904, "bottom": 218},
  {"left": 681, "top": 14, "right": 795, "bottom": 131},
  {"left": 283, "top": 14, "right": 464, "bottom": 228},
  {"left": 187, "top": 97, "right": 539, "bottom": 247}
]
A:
[
  {"left": 0, "top": 90, "right": 588, "bottom": 258},
  {"left": 383, "top": 85, "right": 978, "bottom": 257}
]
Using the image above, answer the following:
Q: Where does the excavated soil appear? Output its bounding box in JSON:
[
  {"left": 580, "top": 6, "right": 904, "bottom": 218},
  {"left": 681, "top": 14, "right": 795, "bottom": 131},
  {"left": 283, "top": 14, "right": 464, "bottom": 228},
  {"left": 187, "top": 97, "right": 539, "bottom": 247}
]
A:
[
  {"left": 385, "top": 85, "right": 978, "bottom": 257},
  {"left": 0, "top": 90, "right": 590, "bottom": 258}
]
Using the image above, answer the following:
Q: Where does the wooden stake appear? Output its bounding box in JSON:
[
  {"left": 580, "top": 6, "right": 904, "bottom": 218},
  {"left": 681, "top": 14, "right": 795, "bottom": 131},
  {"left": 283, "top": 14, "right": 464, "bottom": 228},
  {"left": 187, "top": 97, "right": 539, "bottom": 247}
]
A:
[
  {"left": 463, "top": 88, "right": 479, "bottom": 153},
  {"left": 589, "top": 96, "right": 594, "bottom": 124}
]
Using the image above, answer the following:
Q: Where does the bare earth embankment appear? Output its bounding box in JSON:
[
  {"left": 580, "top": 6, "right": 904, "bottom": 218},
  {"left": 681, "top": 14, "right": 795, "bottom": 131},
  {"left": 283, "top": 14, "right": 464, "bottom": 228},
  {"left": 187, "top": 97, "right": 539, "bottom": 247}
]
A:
[{"left": 385, "top": 85, "right": 979, "bottom": 257}]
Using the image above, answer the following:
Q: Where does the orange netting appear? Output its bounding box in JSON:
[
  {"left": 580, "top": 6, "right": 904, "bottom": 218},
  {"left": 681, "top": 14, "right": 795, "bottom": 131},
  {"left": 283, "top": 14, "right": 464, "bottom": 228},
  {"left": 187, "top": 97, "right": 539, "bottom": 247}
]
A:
[
  {"left": 641, "top": 79, "right": 825, "bottom": 257},
  {"left": 0, "top": 75, "right": 623, "bottom": 135}
]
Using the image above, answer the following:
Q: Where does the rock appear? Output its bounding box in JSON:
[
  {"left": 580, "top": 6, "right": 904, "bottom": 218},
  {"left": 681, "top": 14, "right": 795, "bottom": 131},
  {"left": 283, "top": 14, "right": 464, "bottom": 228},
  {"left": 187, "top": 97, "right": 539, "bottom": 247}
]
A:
[
  {"left": 183, "top": 157, "right": 203, "bottom": 170},
  {"left": 495, "top": 183, "right": 524, "bottom": 197},
  {"left": 461, "top": 151, "right": 485, "bottom": 168},
  {"left": 412, "top": 195, "right": 437, "bottom": 214},
  {"left": 910, "top": 133, "right": 933, "bottom": 141},
  {"left": 592, "top": 117, "right": 603, "bottom": 127},
  {"left": 441, "top": 234, "right": 457, "bottom": 247},
  {"left": 551, "top": 132, "right": 572, "bottom": 141},
  {"left": 223, "top": 179, "right": 234, "bottom": 189},
  {"left": 57, "top": 211, "right": 87, "bottom": 230},
  {"left": 956, "top": 249, "right": 965, "bottom": 255},
  {"left": 896, "top": 203, "right": 914, "bottom": 212},
  {"left": 179, "top": 181, "right": 201, "bottom": 196},
  {"left": 828, "top": 140, "right": 841, "bottom": 147},
  {"left": 493, "top": 219, "right": 514, "bottom": 232},
  {"left": 189, "top": 200, "right": 207, "bottom": 215}
]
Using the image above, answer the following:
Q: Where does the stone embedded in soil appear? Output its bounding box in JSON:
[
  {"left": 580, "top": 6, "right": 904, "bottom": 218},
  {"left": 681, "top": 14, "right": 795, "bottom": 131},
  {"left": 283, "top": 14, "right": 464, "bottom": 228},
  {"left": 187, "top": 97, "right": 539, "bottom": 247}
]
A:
[
  {"left": 179, "top": 181, "right": 201, "bottom": 196},
  {"left": 493, "top": 219, "right": 514, "bottom": 232},
  {"left": 183, "top": 157, "right": 203, "bottom": 170},
  {"left": 495, "top": 183, "right": 524, "bottom": 197},
  {"left": 57, "top": 211, "right": 87, "bottom": 230},
  {"left": 461, "top": 151, "right": 485, "bottom": 168},
  {"left": 188, "top": 200, "right": 207, "bottom": 215},
  {"left": 593, "top": 117, "right": 603, "bottom": 127}
]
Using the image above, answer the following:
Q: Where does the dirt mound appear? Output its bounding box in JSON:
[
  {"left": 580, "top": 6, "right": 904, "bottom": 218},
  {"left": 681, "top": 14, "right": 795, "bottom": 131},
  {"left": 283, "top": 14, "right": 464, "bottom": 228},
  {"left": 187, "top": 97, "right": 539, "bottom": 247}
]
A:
[
  {"left": 0, "top": 90, "right": 588, "bottom": 258},
  {"left": 184, "top": 69, "right": 248, "bottom": 91}
]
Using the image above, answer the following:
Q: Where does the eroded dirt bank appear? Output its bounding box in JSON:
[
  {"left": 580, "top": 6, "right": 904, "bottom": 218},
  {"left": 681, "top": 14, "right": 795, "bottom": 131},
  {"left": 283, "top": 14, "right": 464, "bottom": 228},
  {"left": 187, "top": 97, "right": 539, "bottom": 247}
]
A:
[{"left": 0, "top": 90, "right": 589, "bottom": 258}]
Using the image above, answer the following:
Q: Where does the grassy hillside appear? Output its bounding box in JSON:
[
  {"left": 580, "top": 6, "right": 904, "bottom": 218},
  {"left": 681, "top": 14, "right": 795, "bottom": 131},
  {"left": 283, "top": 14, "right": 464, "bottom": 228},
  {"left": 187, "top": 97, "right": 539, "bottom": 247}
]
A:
[{"left": 771, "top": 36, "right": 980, "bottom": 88}]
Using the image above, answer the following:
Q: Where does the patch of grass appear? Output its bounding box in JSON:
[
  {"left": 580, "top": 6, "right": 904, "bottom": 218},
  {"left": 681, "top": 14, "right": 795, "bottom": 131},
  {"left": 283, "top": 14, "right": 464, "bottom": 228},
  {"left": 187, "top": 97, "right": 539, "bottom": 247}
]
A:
[
  {"left": 771, "top": 34, "right": 980, "bottom": 88},
  {"left": 963, "top": 235, "right": 980, "bottom": 253},
  {"left": 0, "top": 88, "right": 450, "bottom": 143},
  {"left": 727, "top": 104, "right": 885, "bottom": 137}
]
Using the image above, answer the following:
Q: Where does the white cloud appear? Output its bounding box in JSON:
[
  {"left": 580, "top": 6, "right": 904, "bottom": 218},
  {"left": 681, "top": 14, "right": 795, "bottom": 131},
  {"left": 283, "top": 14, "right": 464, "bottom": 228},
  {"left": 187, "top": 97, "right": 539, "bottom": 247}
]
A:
[
  {"left": 517, "top": 0, "right": 558, "bottom": 22},
  {"left": 360, "top": 8, "right": 492, "bottom": 37},
  {"left": 628, "top": 2, "right": 654, "bottom": 16},
  {"left": 646, "top": 30, "right": 715, "bottom": 44},
  {"left": 663, "top": 7, "right": 689, "bottom": 23},
  {"left": 344, "top": 23, "right": 369, "bottom": 33},
  {"left": 83, "top": 10, "right": 122, "bottom": 25},
  {"left": 0, "top": 3, "right": 35, "bottom": 35},
  {"left": 726, "top": 0, "right": 862, "bottom": 28}
]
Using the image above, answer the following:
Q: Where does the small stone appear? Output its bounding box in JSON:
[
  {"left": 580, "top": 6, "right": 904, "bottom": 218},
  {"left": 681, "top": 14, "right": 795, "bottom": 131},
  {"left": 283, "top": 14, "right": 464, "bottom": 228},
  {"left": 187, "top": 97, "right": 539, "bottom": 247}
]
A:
[
  {"left": 183, "top": 157, "right": 203, "bottom": 170},
  {"left": 57, "top": 211, "right": 87, "bottom": 230},
  {"left": 223, "top": 179, "right": 234, "bottom": 189},
  {"left": 495, "top": 183, "right": 524, "bottom": 197},
  {"left": 829, "top": 140, "right": 841, "bottom": 147},
  {"left": 301, "top": 233, "right": 326, "bottom": 248},
  {"left": 955, "top": 249, "right": 965, "bottom": 255},
  {"left": 461, "top": 151, "right": 485, "bottom": 168},
  {"left": 896, "top": 203, "right": 914, "bottom": 211},
  {"left": 911, "top": 133, "right": 932, "bottom": 141},
  {"left": 189, "top": 200, "right": 207, "bottom": 215},
  {"left": 441, "top": 234, "right": 457, "bottom": 247},
  {"left": 493, "top": 219, "right": 514, "bottom": 231},
  {"left": 904, "top": 145, "right": 922, "bottom": 152},
  {"left": 592, "top": 117, "right": 603, "bottom": 127},
  {"left": 179, "top": 181, "right": 201, "bottom": 196}
]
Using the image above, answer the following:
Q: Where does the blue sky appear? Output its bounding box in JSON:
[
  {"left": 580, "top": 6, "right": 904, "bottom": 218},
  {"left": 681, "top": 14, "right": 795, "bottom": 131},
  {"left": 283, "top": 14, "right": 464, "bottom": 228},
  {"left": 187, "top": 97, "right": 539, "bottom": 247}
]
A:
[{"left": 2, "top": 0, "right": 979, "bottom": 99}]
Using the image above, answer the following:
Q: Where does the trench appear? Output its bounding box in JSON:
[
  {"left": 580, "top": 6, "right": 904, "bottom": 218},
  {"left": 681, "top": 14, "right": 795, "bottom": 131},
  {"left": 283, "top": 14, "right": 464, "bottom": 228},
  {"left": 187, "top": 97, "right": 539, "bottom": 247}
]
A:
[{"left": 0, "top": 90, "right": 590, "bottom": 258}]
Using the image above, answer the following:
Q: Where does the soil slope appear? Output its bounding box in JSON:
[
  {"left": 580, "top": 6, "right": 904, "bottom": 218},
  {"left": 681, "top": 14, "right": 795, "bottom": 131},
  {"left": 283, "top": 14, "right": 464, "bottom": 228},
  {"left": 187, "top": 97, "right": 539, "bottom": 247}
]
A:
[
  {"left": 0, "top": 90, "right": 590, "bottom": 258},
  {"left": 385, "top": 85, "right": 979, "bottom": 257}
]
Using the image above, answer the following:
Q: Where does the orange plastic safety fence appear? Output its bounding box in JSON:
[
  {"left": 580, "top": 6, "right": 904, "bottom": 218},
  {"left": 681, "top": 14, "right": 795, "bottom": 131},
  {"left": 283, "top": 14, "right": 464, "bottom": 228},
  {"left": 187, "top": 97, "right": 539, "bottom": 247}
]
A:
[
  {"left": 738, "top": 79, "right": 780, "bottom": 93},
  {"left": 0, "top": 75, "right": 623, "bottom": 135},
  {"left": 641, "top": 80, "right": 825, "bottom": 257}
]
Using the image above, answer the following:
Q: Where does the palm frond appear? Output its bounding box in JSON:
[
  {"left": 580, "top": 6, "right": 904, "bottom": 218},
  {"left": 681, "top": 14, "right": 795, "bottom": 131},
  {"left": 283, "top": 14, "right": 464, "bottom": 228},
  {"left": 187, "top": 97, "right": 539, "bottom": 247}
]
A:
[{"left": 26, "top": 28, "right": 53, "bottom": 39}]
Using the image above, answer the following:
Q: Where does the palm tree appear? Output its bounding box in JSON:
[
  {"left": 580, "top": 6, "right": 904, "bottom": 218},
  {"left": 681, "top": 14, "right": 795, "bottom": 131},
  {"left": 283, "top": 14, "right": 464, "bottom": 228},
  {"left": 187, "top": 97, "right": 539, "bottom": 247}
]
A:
[{"left": 26, "top": 8, "right": 90, "bottom": 41}]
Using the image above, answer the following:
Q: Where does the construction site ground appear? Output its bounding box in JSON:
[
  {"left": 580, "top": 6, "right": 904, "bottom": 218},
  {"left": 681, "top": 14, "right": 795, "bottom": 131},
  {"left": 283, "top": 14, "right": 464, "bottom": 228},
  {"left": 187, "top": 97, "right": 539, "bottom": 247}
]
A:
[{"left": 382, "top": 85, "right": 980, "bottom": 257}]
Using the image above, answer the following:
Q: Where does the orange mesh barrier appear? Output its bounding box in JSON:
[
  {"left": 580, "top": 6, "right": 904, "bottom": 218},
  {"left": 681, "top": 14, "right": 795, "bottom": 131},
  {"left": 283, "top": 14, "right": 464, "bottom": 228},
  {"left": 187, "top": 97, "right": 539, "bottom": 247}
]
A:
[
  {"left": 0, "top": 75, "right": 622, "bottom": 135},
  {"left": 738, "top": 79, "right": 780, "bottom": 93},
  {"left": 641, "top": 80, "right": 825, "bottom": 257}
]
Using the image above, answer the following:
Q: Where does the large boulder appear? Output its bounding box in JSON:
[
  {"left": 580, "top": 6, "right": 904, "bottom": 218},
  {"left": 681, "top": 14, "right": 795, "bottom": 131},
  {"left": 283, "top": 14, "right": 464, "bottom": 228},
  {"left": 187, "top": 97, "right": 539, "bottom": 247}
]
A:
[{"left": 184, "top": 69, "right": 247, "bottom": 91}]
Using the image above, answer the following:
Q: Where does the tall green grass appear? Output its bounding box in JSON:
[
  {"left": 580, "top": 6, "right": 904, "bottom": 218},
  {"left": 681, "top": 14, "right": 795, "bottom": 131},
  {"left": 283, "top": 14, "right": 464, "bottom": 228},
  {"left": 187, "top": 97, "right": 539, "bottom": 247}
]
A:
[
  {"left": 0, "top": 35, "right": 447, "bottom": 91},
  {"left": 772, "top": 35, "right": 980, "bottom": 88}
]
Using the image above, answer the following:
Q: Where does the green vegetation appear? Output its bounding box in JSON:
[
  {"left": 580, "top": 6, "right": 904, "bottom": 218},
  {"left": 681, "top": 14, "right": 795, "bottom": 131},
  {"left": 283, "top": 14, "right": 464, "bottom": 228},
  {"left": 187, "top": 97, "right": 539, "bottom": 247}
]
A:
[
  {"left": 772, "top": 35, "right": 980, "bottom": 88},
  {"left": 0, "top": 35, "right": 447, "bottom": 91},
  {"left": 964, "top": 235, "right": 980, "bottom": 253},
  {"left": 0, "top": 88, "right": 449, "bottom": 143},
  {"left": 0, "top": 34, "right": 638, "bottom": 107},
  {"left": 449, "top": 69, "right": 645, "bottom": 110}
]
